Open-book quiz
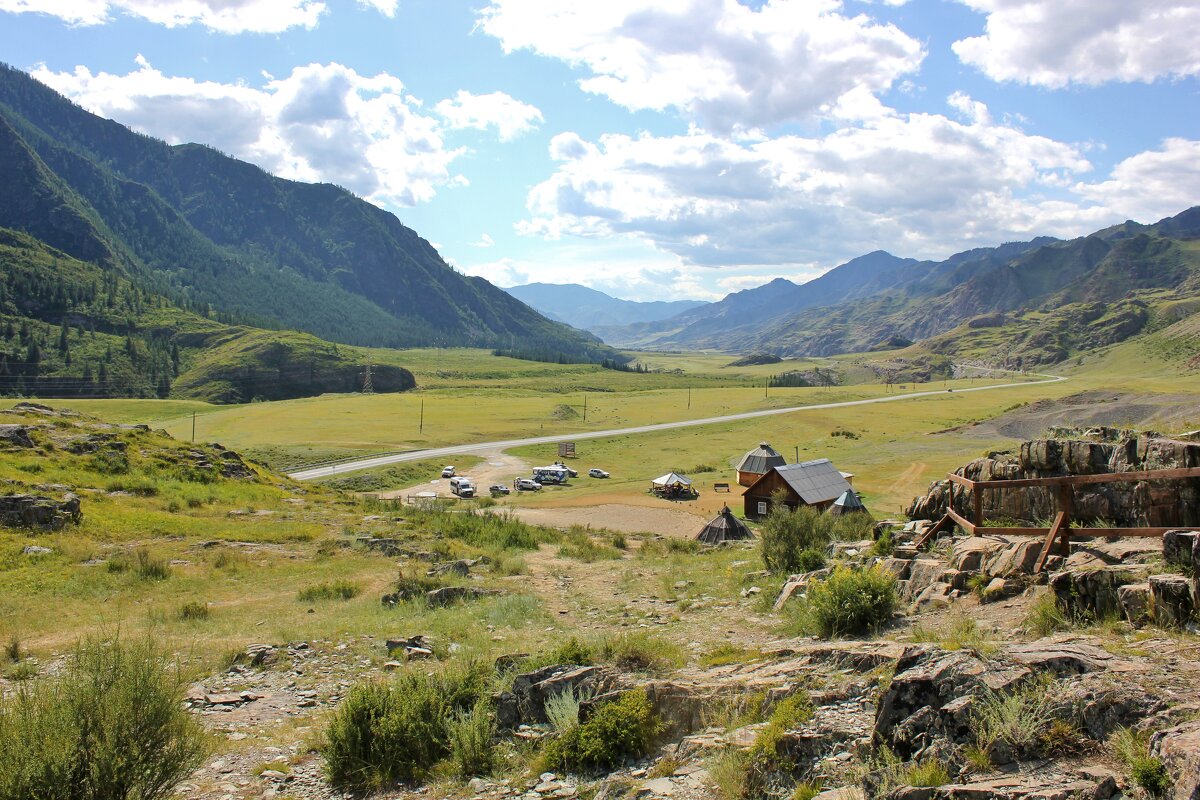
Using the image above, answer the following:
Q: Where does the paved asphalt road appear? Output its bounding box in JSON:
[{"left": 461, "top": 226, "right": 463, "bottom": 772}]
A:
[{"left": 288, "top": 372, "right": 1065, "bottom": 481}]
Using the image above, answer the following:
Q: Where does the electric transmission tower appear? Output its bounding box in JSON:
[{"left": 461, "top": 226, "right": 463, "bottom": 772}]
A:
[{"left": 362, "top": 357, "right": 374, "bottom": 393}]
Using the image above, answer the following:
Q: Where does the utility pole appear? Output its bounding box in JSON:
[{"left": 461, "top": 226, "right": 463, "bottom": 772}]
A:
[
  {"left": 362, "top": 357, "right": 374, "bottom": 394},
  {"left": 764, "top": 378, "right": 768, "bottom": 399},
  {"left": 583, "top": 393, "right": 587, "bottom": 422},
  {"left": 419, "top": 398, "right": 424, "bottom": 434},
  {"left": 795, "top": 445, "right": 799, "bottom": 463},
  {"left": 687, "top": 387, "right": 691, "bottom": 409},
  {"left": 191, "top": 411, "right": 196, "bottom": 443}
]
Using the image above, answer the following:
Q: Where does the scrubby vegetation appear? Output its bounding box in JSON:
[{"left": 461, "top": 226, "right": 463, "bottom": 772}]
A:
[
  {"left": 542, "top": 689, "right": 660, "bottom": 773},
  {"left": 789, "top": 565, "right": 897, "bottom": 638},
  {"left": 322, "top": 663, "right": 490, "bottom": 790},
  {"left": 0, "top": 637, "right": 207, "bottom": 800},
  {"left": 760, "top": 501, "right": 873, "bottom": 574}
]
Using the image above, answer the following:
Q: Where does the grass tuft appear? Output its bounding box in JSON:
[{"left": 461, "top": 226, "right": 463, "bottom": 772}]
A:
[{"left": 297, "top": 580, "right": 361, "bottom": 602}]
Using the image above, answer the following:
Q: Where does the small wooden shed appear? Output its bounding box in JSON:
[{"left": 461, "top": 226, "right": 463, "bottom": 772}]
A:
[{"left": 735, "top": 442, "right": 787, "bottom": 486}]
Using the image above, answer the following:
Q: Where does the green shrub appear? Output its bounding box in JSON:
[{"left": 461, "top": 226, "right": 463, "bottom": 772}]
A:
[
  {"left": 0, "top": 637, "right": 207, "bottom": 800},
  {"left": 970, "top": 676, "right": 1056, "bottom": 758},
  {"left": 794, "top": 548, "right": 826, "bottom": 572},
  {"left": 322, "top": 663, "right": 488, "bottom": 790},
  {"left": 297, "top": 580, "right": 361, "bottom": 602},
  {"left": 906, "top": 758, "right": 950, "bottom": 787},
  {"left": 760, "top": 501, "right": 872, "bottom": 574},
  {"left": 872, "top": 527, "right": 895, "bottom": 557},
  {"left": 1022, "top": 593, "right": 1072, "bottom": 636},
  {"left": 542, "top": 689, "right": 660, "bottom": 773},
  {"left": 135, "top": 549, "right": 171, "bottom": 581},
  {"left": 1110, "top": 727, "right": 1172, "bottom": 797},
  {"left": 699, "top": 644, "right": 764, "bottom": 668},
  {"left": 791, "top": 565, "right": 897, "bottom": 638},
  {"left": 545, "top": 687, "right": 588, "bottom": 733},
  {"left": 4, "top": 634, "right": 19, "bottom": 664},
  {"left": 520, "top": 637, "right": 596, "bottom": 672},
  {"left": 750, "top": 692, "right": 814, "bottom": 758},
  {"left": 559, "top": 527, "right": 622, "bottom": 562},
  {"left": 3, "top": 661, "right": 37, "bottom": 681},
  {"left": 446, "top": 701, "right": 495, "bottom": 779},
  {"left": 597, "top": 632, "right": 685, "bottom": 673},
  {"left": 178, "top": 602, "right": 210, "bottom": 621}
]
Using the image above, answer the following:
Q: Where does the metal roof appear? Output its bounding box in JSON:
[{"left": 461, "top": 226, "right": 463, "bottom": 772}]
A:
[
  {"left": 772, "top": 459, "right": 852, "bottom": 505},
  {"left": 736, "top": 442, "right": 787, "bottom": 475}
]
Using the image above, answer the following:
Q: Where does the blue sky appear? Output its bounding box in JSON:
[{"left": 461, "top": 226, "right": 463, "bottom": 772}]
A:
[{"left": 1, "top": 0, "right": 1197, "bottom": 301}]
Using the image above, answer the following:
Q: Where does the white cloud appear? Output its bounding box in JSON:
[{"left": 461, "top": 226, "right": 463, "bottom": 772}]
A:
[
  {"left": 434, "top": 90, "right": 543, "bottom": 141},
  {"left": 463, "top": 257, "right": 531, "bottom": 287},
  {"left": 476, "top": 0, "right": 924, "bottom": 131},
  {"left": 470, "top": 233, "right": 496, "bottom": 247},
  {"left": 0, "top": 0, "right": 326, "bottom": 32},
  {"left": 355, "top": 0, "right": 396, "bottom": 16},
  {"left": 1075, "top": 138, "right": 1200, "bottom": 224},
  {"left": 952, "top": 0, "right": 1200, "bottom": 87},
  {"left": 515, "top": 94, "right": 1196, "bottom": 272},
  {"left": 32, "top": 58, "right": 466, "bottom": 207}
]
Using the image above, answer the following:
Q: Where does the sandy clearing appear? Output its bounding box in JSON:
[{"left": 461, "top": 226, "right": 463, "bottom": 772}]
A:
[
  {"left": 375, "top": 449, "right": 533, "bottom": 500},
  {"left": 509, "top": 503, "right": 709, "bottom": 539}
]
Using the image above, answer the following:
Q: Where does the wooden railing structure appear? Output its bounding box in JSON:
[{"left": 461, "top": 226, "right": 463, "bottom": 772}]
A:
[{"left": 913, "top": 466, "right": 1200, "bottom": 572}]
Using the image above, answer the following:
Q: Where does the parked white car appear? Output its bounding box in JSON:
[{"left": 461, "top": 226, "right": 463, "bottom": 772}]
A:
[
  {"left": 515, "top": 477, "right": 542, "bottom": 491},
  {"left": 441, "top": 465, "right": 455, "bottom": 478},
  {"left": 588, "top": 468, "right": 610, "bottom": 478}
]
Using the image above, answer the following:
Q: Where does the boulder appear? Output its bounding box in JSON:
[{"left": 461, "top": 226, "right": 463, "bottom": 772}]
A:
[
  {"left": 1162, "top": 530, "right": 1200, "bottom": 575},
  {"left": 1152, "top": 720, "right": 1200, "bottom": 800},
  {"left": 880, "top": 557, "right": 913, "bottom": 580},
  {"left": 1117, "top": 583, "right": 1151, "bottom": 626},
  {"left": 0, "top": 493, "right": 82, "bottom": 531},
  {"left": 908, "top": 559, "right": 947, "bottom": 596},
  {"left": 984, "top": 540, "right": 1044, "bottom": 577},
  {"left": 1049, "top": 567, "right": 1140, "bottom": 621},
  {"left": 425, "top": 586, "right": 499, "bottom": 607},
  {"left": 912, "top": 582, "right": 954, "bottom": 610},
  {"left": 948, "top": 537, "right": 1004, "bottom": 572},
  {"left": 0, "top": 424, "right": 35, "bottom": 448},
  {"left": 1149, "top": 573, "right": 1196, "bottom": 628},
  {"left": 495, "top": 665, "right": 610, "bottom": 728},
  {"left": 773, "top": 569, "right": 831, "bottom": 611},
  {"left": 875, "top": 649, "right": 1029, "bottom": 757}
]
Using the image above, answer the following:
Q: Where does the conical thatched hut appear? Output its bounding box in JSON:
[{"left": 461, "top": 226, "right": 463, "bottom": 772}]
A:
[
  {"left": 828, "top": 488, "right": 869, "bottom": 517},
  {"left": 736, "top": 442, "right": 787, "bottom": 486},
  {"left": 696, "top": 505, "right": 754, "bottom": 544}
]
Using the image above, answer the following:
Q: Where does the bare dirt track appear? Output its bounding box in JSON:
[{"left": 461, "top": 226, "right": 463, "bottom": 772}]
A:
[{"left": 947, "top": 389, "right": 1200, "bottom": 440}]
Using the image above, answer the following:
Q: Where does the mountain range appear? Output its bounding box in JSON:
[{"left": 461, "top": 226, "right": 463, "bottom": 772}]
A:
[
  {"left": 504, "top": 283, "right": 707, "bottom": 333},
  {"left": 601, "top": 212, "right": 1200, "bottom": 366},
  {"left": 0, "top": 63, "right": 623, "bottom": 401},
  {"left": 0, "top": 63, "right": 609, "bottom": 358}
]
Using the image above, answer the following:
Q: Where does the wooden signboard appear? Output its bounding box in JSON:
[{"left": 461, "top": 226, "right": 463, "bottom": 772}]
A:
[{"left": 558, "top": 442, "right": 576, "bottom": 458}]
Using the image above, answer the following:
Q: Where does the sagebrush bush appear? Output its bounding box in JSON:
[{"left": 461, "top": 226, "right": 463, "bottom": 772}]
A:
[
  {"left": 322, "top": 663, "right": 489, "bottom": 790},
  {"left": 178, "top": 601, "right": 210, "bottom": 621},
  {"left": 597, "top": 632, "right": 685, "bottom": 673},
  {"left": 792, "top": 565, "right": 897, "bottom": 638},
  {"left": 134, "top": 549, "right": 171, "bottom": 581},
  {"left": 446, "top": 701, "right": 495, "bottom": 779},
  {"left": 760, "top": 501, "right": 872, "bottom": 574},
  {"left": 297, "top": 580, "right": 361, "bottom": 602},
  {"left": 542, "top": 689, "right": 660, "bottom": 773},
  {"left": 0, "top": 637, "right": 206, "bottom": 800},
  {"left": 970, "top": 676, "right": 1057, "bottom": 759}
]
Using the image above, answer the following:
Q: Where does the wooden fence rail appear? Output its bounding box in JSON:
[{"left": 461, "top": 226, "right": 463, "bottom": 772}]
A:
[{"left": 915, "top": 466, "right": 1200, "bottom": 572}]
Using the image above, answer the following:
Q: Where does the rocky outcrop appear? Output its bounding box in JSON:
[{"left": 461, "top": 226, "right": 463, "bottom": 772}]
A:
[
  {"left": 0, "top": 492, "right": 81, "bottom": 531},
  {"left": 0, "top": 424, "right": 35, "bottom": 448},
  {"left": 1153, "top": 720, "right": 1200, "bottom": 800},
  {"left": 494, "top": 665, "right": 613, "bottom": 728},
  {"left": 907, "top": 434, "right": 1200, "bottom": 527}
]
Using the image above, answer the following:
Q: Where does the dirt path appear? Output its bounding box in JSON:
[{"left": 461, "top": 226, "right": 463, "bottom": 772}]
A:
[
  {"left": 888, "top": 461, "right": 927, "bottom": 495},
  {"left": 510, "top": 503, "right": 710, "bottom": 538},
  {"left": 375, "top": 449, "right": 532, "bottom": 500}
]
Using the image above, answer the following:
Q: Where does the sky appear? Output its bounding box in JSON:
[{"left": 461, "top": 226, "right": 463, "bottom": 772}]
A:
[{"left": 1, "top": 1, "right": 1198, "bottom": 302}]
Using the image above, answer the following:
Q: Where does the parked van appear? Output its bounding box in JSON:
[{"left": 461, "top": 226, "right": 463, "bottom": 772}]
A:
[
  {"left": 532, "top": 465, "right": 570, "bottom": 485},
  {"left": 449, "top": 476, "right": 475, "bottom": 497}
]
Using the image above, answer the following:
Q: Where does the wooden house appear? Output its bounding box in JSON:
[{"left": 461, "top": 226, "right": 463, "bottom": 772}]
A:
[{"left": 742, "top": 459, "right": 852, "bottom": 521}]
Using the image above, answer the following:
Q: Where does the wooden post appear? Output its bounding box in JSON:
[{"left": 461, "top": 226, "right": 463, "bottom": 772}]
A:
[
  {"left": 972, "top": 484, "right": 983, "bottom": 527},
  {"left": 1057, "top": 485, "right": 1073, "bottom": 557}
]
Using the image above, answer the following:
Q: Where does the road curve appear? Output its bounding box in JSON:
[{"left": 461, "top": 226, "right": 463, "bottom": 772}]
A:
[{"left": 289, "top": 371, "right": 1065, "bottom": 481}]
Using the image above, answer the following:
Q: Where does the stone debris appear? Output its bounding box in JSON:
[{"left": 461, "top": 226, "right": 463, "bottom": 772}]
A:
[{"left": 0, "top": 492, "right": 81, "bottom": 531}]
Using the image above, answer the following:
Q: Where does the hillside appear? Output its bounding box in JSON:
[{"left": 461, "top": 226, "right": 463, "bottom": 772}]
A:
[
  {"left": 0, "top": 63, "right": 610, "bottom": 361},
  {"left": 606, "top": 212, "right": 1200, "bottom": 365},
  {"left": 504, "top": 282, "right": 707, "bottom": 332},
  {"left": 0, "top": 227, "right": 413, "bottom": 401}
]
